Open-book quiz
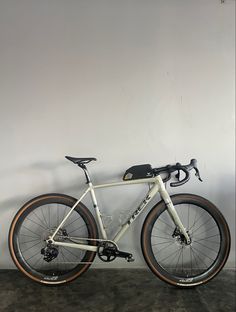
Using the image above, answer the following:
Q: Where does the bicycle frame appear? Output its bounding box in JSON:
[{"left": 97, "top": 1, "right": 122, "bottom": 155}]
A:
[{"left": 49, "top": 175, "right": 190, "bottom": 252}]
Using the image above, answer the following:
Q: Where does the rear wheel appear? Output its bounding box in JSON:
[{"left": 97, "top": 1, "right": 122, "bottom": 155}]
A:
[
  {"left": 141, "top": 194, "right": 231, "bottom": 287},
  {"left": 9, "top": 193, "right": 98, "bottom": 285}
]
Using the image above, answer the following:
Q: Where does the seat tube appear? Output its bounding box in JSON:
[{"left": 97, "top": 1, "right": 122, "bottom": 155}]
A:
[
  {"left": 156, "top": 176, "right": 191, "bottom": 244},
  {"left": 89, "top": 183, "right": 107, "bottom": 240}
]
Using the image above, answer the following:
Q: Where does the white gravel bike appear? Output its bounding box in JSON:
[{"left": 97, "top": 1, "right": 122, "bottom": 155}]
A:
[{"left": 9, "top": 157, "right": 231, "bottom": 287}]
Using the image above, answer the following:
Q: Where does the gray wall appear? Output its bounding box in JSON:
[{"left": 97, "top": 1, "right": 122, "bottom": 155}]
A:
[{"left": 0, "top": 0, "right": 235, "bottom": 269}]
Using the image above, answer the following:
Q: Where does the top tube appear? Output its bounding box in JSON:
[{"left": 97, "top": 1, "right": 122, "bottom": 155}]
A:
[{"left": 93, "top": 176, "right": 159, "bottom": 189}]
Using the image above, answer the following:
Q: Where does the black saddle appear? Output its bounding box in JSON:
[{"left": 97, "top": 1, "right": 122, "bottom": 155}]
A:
[{"left": 65, "top": 156, "right": 97, "bottom": 165}]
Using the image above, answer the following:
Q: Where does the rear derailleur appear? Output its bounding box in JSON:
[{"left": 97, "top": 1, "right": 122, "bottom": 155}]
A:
[
  {"left": 97, "top": 241, "right": 134, "bottom": 263},
  {"left": 41, "top": 245, "right": 59, "bottom": 262},
  {"left": 41, "top": 228, "right": 68, "bottom": 262}
]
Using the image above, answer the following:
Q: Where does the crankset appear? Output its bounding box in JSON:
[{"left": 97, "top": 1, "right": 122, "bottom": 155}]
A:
[{"left": 97, "top": 241, "right": 134, "bottom": 262}]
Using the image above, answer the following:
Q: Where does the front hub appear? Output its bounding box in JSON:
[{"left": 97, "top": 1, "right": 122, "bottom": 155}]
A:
[{"left": 172, "top": 228, "right": 192, "bottom": 245}]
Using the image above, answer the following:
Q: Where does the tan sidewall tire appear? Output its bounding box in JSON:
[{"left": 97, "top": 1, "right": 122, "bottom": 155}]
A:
[
  {"left": 9, "top": 193, "right": 98, "bottom": 285},
  {"left": 141, "top": 194, "right": 231, "bottom": 287}
]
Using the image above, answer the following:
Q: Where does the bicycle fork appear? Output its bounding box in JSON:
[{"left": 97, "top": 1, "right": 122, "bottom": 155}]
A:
[{"left": 156, "top": 176, "right": 191, "bottom": 244}]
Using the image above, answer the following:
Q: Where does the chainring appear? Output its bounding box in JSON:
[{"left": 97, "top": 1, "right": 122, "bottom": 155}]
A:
[{"left": 97, "top": 241, "right": 117, "bottom": 262}]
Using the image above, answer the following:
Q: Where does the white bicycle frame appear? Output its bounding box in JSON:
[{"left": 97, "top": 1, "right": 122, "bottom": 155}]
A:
[{"left": 49, "top": 175, "right": 190, "bottom": 252}]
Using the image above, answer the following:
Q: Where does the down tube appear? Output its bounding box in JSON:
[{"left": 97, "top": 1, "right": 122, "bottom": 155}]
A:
[{"left": 113, "top": 183, "right": 159, "bottom": 243}]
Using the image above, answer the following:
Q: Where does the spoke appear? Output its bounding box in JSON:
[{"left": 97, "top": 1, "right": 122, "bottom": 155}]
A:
[
  {"left": 57, "top": 204, "right": 59, "bottom": 227},
  {"left": 192, "top": 224, "right": 218, "bottom": 236},
  {"left": 193, "top": 233, "right": 220, "bottom": 240},
  {"left": 158, "top": 218, "right": 174, "bottom": 230},
  {"left": 41, "top": 207, "right": 49, "bottom": 229},
  {"left": 60, "top": 249, "right": 69, "bottom": 271},
  {"left": 165, "top": 247, "right": 183, "bottom": 267},
  {"left": 152, "top": 229, "right": 172, "bottom": 237},
  {"left": 62, "top": 246, "right": 81, "bottom": 259},
  {"left": 191, "top": 245, "right": 215, "bottom": 262},
  {"left": 188, "top": 204, "right": 190, "bottom": 229},
  {"left": 153, "top": 226, "right": 172, "bottom": 237},
  {"left": 64, "top": 216, "right": 81, "bottom": 228},
  {"left": 153, "top": 241, "right": 175, "bottom": 255},
  {"left": 177, "top": 206, "right": 185, "bottom": 226},
  {"left": 20, "top": 238, "right": 41, "bottom": 244},
  {"left": 174, "top": 247, "right": 183, "bottom": 272},
  {"left": 25, "top": 250, "right": 41, "bottom": 262},
  {"left": 36, "top": 257, "right": 45, "bottom": 271},
  {"left": 33, "top": 211, "right": 48, "bottom": 229},
  {"left": 57, "top": 248, "right": 59, "bottom": 272},
  {"left": 68, "top": 224, "right": 86, "bottom": 235},
  {"left": 191, "top": 217, "right": 213, "bottom": 235},
  {"left": 40, "top": 256, "right": 46, "bottom": 269},
  {"left": 190, "top": 246, "right": 201, "bottom": 271},
  {"left": 191, "top": 247, "right": 208, "bottom": 269},
  {"left": 60, "top": 249, "right": 67, "bottom": 262},
  {"left": 63, "top": 246, "right": 79, "bottom": 259},
  {"left": 193, "top": 240, "right": 219, "bottom": 253},
  {"left": 62, "top": 205, "right": 68, "bottom": 223},
  {"left": 191, "top": 207, "right": 198, "bottom": 231},
  {"left": 22, "top": 225, "right": 41, "bottom": 237},
  {"left": 26, "top": 217, "right": 47, "bottom": 230},
  {"left": 153, "top": 226, "right": 173, "bottom": 237},
  {"left": 159, "top": 247, "right": 182, "bottom": 263},
  {"left": 165, "top": 246, "right": 182, "bottom": 271},
  {"left": 21, "top": 241, "right": 42, "bottom": 253},
  {"left": 189, "top": 210, "right": 206, "bottom": 232},
  {"left": 152, "top": 241, "right": 174, "bottom": 246},
  {"left": 32, "top": 254, "right": 43, "bottom": 268},
  {"left": 151, "top": 234, "right": 173, "bottom": 241},
  {"left": 159, "top": 241, "right": 175, "bottom": 253},
  {"left": 194, "top": 238, "right": 220, "bottom": 245},
  {"left": 190, "top": 247, "right": 193, "bottom": 275},
  {"left": 48, "top": 205, "right": 50, "bottom": 228},
  {"left": 20, "top": 233, "right": 41, "bottom": 239}
]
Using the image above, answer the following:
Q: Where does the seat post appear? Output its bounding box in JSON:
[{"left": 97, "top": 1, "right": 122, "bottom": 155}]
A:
[{"left": 78, "top": 163, "right": 91, "bottom": 184}]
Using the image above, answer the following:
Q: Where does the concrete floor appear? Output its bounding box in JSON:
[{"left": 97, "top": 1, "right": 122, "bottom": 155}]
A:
[{"left": 0, "top": 269, "right": 235, "bottom": 312}]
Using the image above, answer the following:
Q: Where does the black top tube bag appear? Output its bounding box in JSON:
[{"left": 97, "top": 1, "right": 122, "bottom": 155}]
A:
[{"left": 123, "top": 164, "right": 153, "bottom": 181}]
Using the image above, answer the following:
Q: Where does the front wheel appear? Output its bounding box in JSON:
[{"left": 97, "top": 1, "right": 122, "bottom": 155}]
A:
[
  {"left": 9, "top": 193, "right": 98, "bottom": 285},
  {"left": 141, "top": 194, "right": 231, "bottom": 287}
]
